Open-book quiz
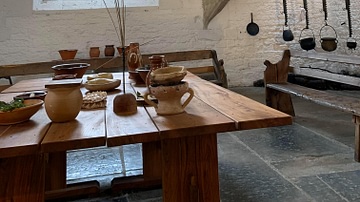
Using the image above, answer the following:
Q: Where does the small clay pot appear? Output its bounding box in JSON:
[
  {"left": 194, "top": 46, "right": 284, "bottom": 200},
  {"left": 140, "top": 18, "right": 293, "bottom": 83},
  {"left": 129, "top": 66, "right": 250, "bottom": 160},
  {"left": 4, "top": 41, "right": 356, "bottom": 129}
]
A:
[
  {"left": 89, "top": 47, "right": 100, "bottom": 58},
  {"left": 104, "top": 45, "right": 115, "bottom": 57}
]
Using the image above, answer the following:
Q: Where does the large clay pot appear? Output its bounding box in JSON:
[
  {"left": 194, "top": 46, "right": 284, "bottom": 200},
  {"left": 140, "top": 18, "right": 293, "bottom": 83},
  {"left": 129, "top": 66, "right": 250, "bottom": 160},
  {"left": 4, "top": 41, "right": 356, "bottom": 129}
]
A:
[
  {"left": 143, "top": 81, "right": 194, "bottom": 115},
  {"left": 44, "top": 84, "right": 83, "bottom": 122},
  {"left": 127, "top": 42, "right": 143, "bottom": 72}
]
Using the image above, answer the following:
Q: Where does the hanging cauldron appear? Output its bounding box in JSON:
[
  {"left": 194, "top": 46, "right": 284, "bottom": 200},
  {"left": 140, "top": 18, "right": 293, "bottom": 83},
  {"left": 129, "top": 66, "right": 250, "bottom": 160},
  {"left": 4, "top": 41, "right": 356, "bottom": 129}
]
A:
[
  {"left": 299, "top": 28, "right": 316, "bottom": 51},
  {"left": 299, "top": 0, "right": 315, "bottom": 51},
  {"left": 319, "top": 25, "right": 338, "bottom": 52}
]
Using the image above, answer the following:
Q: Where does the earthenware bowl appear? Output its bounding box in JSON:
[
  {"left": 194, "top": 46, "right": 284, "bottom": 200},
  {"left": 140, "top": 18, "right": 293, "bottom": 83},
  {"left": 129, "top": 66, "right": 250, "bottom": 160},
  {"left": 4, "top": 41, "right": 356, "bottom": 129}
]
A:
[
  {"left": 52, "top": 63, "right": 90, "bottom": 78},
  {"left": 58, "top": 49, "right": 78, "bottom": 60},
  {"left": 0, "top": 99, "right": 43, "bottom": 125}
]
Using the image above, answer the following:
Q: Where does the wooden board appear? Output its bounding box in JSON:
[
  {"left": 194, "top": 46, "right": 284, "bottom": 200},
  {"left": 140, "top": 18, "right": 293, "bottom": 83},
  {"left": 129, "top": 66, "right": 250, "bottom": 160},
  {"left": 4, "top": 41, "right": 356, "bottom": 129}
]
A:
[
  {"left": 146, "top": 96, "right": 236, "bottom": 139},
  {"left": 187, "top": 74, "right": 292, "bottom": 130},
  {"left": 0, "top": 154, "right": 45, "bottom": 202},
  {"left": 106, "top": 91, "right": 160, "bottom": 146},
  {"left": 0, "top": 93, "right": 50, "bottom": 158},
  {"left": 267, "top": 83, "right": 360, "bottom": 116},
  {"left": 2, "top": 77, "right": 52, "bottom": 93},
  {"left": 41, "top": 108, "right": 106, "bottom": 152}
]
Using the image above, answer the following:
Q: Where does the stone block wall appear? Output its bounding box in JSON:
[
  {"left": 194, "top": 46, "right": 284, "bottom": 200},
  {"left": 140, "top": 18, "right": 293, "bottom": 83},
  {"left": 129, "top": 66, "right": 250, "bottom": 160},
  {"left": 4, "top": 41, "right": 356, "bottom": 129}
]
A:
[{"left": 0, "top": 0, "right": 359, "bottom": 87}]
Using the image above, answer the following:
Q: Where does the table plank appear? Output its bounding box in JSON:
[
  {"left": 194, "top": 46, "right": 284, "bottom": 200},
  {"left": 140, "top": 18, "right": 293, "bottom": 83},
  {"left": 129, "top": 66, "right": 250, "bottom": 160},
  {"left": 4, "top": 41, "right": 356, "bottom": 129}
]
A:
[
  {"left": 146, "top": 97, "right": 237, "bottom": 140},
  {"left": 187, "top": 74, "right": 292, "bottom": 130},
  {"left": 2, "top": 77, "right": 52, "bottom": 93},
  {"left": 0, "top": 93, "right": 50, "bottom": 158},
  {"left": 106, "top": 84, "right": 160, "bottom": 146},
  {"left": 41, "top": 109, "right": 106, "bottom": 152}
]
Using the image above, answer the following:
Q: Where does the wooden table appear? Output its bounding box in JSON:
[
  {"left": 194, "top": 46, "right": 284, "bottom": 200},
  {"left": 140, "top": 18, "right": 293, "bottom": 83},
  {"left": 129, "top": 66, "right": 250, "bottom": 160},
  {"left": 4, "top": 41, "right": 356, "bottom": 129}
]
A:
[{"left": 0, "top": 72, "right": 292, "bottom": 202}]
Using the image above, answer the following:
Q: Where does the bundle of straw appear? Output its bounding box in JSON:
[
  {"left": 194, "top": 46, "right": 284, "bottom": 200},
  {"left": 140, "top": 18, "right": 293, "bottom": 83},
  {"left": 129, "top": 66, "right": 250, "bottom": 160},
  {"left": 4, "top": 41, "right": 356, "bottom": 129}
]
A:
[
  {"left": 102, "top": 0, "right": 126, "bottom": 48},
  {"left": 103, "top": 0, "right": 127, "bottom": 92}
]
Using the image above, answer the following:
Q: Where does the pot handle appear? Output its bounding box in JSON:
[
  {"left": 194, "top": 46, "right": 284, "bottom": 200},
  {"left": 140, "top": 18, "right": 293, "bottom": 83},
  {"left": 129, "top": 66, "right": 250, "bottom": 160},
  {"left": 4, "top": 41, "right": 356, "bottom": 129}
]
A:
[
  {"left": 319, "top": 24, "right": 338, "bottom": 41},
  {"left": 181, "top": 88, "right": 194, "bottom": 109},
  {"left": 299, "top": 28, "right": 315, "bottom": 42},
  {"left": 143, "top": 92, "right": 158, "bottom": 108}
]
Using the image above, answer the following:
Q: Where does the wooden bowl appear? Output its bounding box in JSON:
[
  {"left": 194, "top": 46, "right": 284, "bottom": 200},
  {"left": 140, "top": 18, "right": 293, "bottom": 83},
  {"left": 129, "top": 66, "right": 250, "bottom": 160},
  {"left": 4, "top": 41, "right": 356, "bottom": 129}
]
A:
[
  {"left": 58, "top": 49, "right": 78, "bottom": 60},
  {"left": 52, "top": 63, "right": 90, "bottom": 78},
  {"left": 84, "top": 79, "right": 121, "bottom": 91},
  {"left": 0, "top": 99, "right": 44, "bottom": 125}
]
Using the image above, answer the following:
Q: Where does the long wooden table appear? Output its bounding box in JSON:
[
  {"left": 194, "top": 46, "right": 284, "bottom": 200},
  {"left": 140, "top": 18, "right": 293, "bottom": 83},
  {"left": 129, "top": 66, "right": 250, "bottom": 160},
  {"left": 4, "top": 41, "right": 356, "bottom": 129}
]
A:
[{"left": 0, "top": 72, "right": 292, "bottom": 202}]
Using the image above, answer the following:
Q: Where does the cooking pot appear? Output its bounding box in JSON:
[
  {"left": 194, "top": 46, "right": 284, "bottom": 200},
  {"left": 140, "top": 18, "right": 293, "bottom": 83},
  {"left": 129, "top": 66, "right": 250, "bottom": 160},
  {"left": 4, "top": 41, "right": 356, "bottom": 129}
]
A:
[
  {"left": 320, "top": 37, "right": 337, "bottom": 52},
  {"left": 347, "top": 41, "right": 357, "bottom": 49},
  {"left": 347, "top": 38, "right": 357, "bottom": 49},
  {"left": 283, "top": 26, "right": 294, "bottom": 41},
  {"left": 319, "top": 25, "right": 337, "bottom": 52},
  {"left": 300, "top": 38, "right": 316, "bottom": 50},
  {"left": 299, "top": 28, "right": 316, "bottom": 51}
]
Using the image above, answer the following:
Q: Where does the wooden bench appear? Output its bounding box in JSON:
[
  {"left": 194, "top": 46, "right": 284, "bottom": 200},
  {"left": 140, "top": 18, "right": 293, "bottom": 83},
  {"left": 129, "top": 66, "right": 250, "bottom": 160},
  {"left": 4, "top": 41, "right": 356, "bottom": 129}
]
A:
[
  {"left": 264, "top": 49, "right": 360, "bottom": 162},
  {"left": 0, "top": 49, "right": 228, "bottom": 90}
]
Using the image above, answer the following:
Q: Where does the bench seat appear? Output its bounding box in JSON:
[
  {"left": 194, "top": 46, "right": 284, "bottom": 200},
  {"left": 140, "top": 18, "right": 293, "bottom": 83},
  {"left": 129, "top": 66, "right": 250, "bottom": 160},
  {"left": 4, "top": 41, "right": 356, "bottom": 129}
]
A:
[
  {"left": 264, "top": 49, "right": 360, "bottom": 162},
  {"left": 267, "top": 83, "right": 360, "bottom": 115}
]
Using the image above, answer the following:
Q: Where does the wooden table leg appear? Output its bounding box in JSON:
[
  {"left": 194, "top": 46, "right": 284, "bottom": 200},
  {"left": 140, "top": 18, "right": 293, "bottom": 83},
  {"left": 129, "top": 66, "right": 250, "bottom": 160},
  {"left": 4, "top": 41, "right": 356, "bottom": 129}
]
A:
[
  {"left": 353, "top": 115, "right": 360, "bottom": 162},
  {"left": 161, "top": 133, "right": 220, "bottom": 202},
  {"left": 0, "top": 154, "right": 45, "bottom": 202},
  {"left": 111, "top": 142, "right": 162, "bottom": 191},
  {"left": 45, "top": 151, "right": 100, "bottom": 201}
]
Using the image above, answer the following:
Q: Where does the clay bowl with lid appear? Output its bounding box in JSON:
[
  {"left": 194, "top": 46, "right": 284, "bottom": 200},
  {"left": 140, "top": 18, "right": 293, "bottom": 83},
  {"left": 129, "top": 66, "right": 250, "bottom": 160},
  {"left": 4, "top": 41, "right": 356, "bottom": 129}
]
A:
[
  {"left": 52, "top": 63, "right": 90, "bottom": 78},
  {"left": 149, "top": 66, "right": 187, "bottom": 86}
]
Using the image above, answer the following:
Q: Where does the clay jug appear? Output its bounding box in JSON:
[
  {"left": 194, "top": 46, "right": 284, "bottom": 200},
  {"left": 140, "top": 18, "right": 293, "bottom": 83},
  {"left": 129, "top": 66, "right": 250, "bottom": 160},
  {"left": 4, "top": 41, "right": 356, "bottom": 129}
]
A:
[
  {"left": 44, "top": 83, "right": 83, "bottom": 122},
  {"left": 143, "top": 81, "right": 194, "bottom": 115},
  {"left": 127, "top": 42, "right": 143, "bottom": 72},
  {"left": 104, "top": 45, "right": 115, "bottom": 57},
  {"left": 89, "top": 47, "right": 100, "bottom": 58}
]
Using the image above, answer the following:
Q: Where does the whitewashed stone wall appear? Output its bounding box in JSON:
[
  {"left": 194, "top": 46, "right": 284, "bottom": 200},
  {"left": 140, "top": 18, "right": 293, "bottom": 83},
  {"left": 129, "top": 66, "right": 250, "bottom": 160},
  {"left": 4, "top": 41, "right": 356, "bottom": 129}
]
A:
[{"left": 0, "top": 0, "right": 359, "bottom": 87}]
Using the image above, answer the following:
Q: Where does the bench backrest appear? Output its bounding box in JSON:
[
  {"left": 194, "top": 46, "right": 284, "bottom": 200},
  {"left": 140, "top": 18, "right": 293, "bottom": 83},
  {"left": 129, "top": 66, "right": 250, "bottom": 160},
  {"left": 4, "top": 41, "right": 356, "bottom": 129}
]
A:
[
  {"left": 264, "top": 49, "right": 360, "bottom": 88},
  {"left": 0, "top": 49, "right": 228, "bottom": 88},
  {"left": 142, "top": 50, "right": 227, "bottom": 88},
  {"left": 289, "top": 51, "right": 360, "bottom": 87}
]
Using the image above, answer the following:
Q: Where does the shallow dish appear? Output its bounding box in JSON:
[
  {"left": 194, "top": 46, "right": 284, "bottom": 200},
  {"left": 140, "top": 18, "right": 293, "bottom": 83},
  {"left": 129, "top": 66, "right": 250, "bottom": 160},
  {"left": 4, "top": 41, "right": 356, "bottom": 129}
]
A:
[
  {"left": 14, "top": 91, "right": 47, "bottom": 100},
  {"left": 0, "top": 99, "right": 44, "bottom": 125},
  {"left": 84, "top": 79, "right": 121, "bottom": 91},
  {"left": 52, "top": 63, "right": 90, "bottom": 78}
]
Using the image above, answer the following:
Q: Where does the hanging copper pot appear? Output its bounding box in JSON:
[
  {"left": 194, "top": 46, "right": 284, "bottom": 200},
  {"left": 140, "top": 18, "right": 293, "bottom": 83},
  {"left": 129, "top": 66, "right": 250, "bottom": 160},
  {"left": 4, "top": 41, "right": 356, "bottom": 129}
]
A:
[{"left": 319, "top": 0, "right": 337, "bottom": 52}]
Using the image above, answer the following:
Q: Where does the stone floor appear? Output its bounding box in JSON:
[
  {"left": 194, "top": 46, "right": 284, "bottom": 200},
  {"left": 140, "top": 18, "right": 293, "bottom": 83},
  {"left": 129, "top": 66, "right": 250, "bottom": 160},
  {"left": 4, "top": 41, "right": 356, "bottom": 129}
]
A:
[{"left": 65, "top": 87, "right": 360, "bottom": 202}]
